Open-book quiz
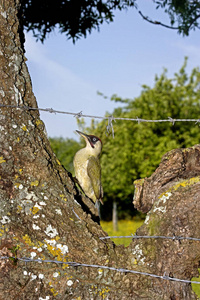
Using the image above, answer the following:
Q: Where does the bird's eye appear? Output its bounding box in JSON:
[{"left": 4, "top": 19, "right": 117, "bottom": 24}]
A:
[{"left": 93, "top": 137, "right": 97, "bottom": 142}]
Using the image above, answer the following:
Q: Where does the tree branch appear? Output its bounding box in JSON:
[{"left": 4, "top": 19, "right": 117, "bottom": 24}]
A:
[{"left": 138, "top": 9, "right": 179, "bottom": 30}]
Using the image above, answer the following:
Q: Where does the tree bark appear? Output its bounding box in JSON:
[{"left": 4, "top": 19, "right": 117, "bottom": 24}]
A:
[
  {"left": 112, "top": 201, "right": 118, "bottom": 232},
  {"left": 0, "top": 0, "right": 199, "bottom": 299}
]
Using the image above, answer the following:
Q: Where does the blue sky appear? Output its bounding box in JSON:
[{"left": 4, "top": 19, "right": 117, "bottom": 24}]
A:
[{"left": 24, "top": 0, "right": 200, "bottom": 139}]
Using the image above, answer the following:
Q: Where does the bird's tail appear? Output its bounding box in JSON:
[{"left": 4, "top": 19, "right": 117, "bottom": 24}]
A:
[{"left": 99, "top": 198, "right": 104, "bottom": 205}]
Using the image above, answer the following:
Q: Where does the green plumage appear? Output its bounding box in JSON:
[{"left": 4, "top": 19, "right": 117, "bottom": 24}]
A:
[{"left": 87, "top": 156, "right": 101, "bottom": 200}]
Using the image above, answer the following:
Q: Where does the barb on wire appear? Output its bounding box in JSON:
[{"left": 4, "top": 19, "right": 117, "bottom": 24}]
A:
[
  {"left": 195, "top": 119, "right": 200, "bottom": 125},
  {"left": 1, "top": 104, "right": 200, "bottom": 124},
  {"left": 1, "top": 255, "right": 200, "bottom": 285},
  {"left": 168, "top": 117, "right": 175, "bottom": 125},
  {"left": 106, "top": 115, "right": 115, "bottom": 138},
  {"left": 74, "top": 111, "right": 83, "bottom": 119},
  {"left": 136, "top": 117, "right": 142, "bottom": 124},
  {"left": 99, "top": 234, "right": 200, "bottom": 242},
  {"left": 47, "top": 108, "right": 56, "bottom": 114}
]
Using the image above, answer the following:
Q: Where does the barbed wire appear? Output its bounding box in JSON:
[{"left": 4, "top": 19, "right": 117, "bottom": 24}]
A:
[
  {"left": 1, "top": 104, "right": 200, "bottom": 124},
  {"left": 99, "top": 234, "right": 200, "bottom": 242},
  {"left": 0, "top": 255, "right": 200, "bottom": 285},
  {"left": 1, "top": 104, "right": 200, "bottom": 137}
]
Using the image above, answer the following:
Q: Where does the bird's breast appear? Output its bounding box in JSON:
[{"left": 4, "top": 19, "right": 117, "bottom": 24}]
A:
[
  {"left": 74, "top": 152, "right": 90, "bottom": 183},
  {"left": 73, "top": 151, "right": 96, "bottom": 201}
]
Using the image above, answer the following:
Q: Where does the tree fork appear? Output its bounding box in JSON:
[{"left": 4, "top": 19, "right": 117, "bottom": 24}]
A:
[{"left": 0, "top": 0, "right": 199, "bottom": 299}]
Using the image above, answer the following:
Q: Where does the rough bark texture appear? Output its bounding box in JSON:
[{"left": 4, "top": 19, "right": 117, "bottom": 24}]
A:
[
  {"left": 0, "top": 0, "right": 200, "bottom": 299},
  {"left": 133, "top": 145, "right": 200, "bottom": 299}
]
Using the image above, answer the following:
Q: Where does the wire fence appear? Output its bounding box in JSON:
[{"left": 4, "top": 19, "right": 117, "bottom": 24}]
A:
[
  {"left": 99, "top": 234, "right": 200, "bottom": 242},
  {"left": 1, "top": 234, "right": 200, "bottom": 285},
  {"left": 0, "top": 254, "right": 200, "bottom": 285},
  {"left": 1, "top": 103, "right": 200, "bottom": 288},
  {"left": 1, "top": 104, "right": 200, "bottom": 137},
  {"left": 1, "top": 104, "right": 200, "bottom": 123}
]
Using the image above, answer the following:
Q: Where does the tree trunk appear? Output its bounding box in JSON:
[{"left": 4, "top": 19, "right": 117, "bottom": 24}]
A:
[
  {"left": 112, "top": 201, "right": 118, "bottom": 231},
  {"left": 0, "top": 1, "right": 200, "bottom": 299}
]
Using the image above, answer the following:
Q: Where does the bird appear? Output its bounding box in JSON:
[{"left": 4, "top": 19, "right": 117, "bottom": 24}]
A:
[{"left": 73, "top": 130, "right": 103, "bottom": 205}]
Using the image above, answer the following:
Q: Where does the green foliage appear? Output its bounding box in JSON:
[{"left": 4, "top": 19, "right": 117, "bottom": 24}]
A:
[
  {"left": 49, "top": 137, "right": 81, "bottom": 174},
  {"left": 19, "top": 0, "right": 136, "bottom": 43},
  {"left": 101, "top": 219, "right": 144, "bottom": 246},
  {"left": 155, "top": 0, "right": 200, "bottom": 35},
  {"left": 19, "top": 0, "right": 200, "bottom": 43},
  {"left": 86, "top": 59, "right": 200, "bottom": 217},
  {"left": 8, "top": 245, "right": 20, "bottom": 265}
]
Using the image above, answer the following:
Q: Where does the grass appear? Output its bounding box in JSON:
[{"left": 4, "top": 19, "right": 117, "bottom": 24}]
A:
[
  {"left": 191, "top": 268, "right": 200, "bottom": 298},
  {"left": 100, "top": 219, "right": 144, "bottom": 247}
]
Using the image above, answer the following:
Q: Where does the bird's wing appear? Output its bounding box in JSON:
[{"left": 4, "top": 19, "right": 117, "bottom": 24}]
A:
[{"left": 87, "top": 156, "right": 102, "bottom": 201}]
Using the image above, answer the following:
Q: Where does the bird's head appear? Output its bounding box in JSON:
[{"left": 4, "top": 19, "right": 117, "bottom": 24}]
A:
[{"left": 76, "top": 130, "right": 102, "bottom": 156}]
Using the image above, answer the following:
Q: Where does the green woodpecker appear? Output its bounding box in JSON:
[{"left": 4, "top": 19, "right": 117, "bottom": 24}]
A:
[{"left": 73, "top": 130, "right": 103, "bottom": 205}]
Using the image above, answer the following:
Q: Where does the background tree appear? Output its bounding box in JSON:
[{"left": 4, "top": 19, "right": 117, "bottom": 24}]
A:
[
  {"left": 18, "top": 0, "right": 200, "bottom": 45},
  {"left": 18, "top": 0, "right": 136, "bottom": 44},
  {"left": 82, "top": 59, "right": 200, "bottom": 219},
  {"left": 139, "top": 0, "right": 200, "bottom": 35}
]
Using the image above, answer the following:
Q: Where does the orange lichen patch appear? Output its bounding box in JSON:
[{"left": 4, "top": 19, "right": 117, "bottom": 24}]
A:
[
  {"left": 30, "top": 180, "right": 39, "bottom": 187},
  {"left": 62, "top": 258, "right": 69, "bottom": 270},
  {"left": 17, "top": 205, "right": 22, "bottom": 213},
  {"left": 133, "top": 259, "right": 137, "bottom": 265},
  {"left": 21, "top": 125, "right": 27, "bottom": 131},
  {"left": 31, "top": 206, "right": 40, "bottom": 214},
  {"left": 56, "top": 159, "right": 61, "bottom": 165},
  {"left": 159, "top": 176, "right": 200, "bottom": 200},
  {"left": 50, "top": 287, "right": 58, "bottom": 296},
  {"left": 173, "top": 176, "right": 200, "bottom": 191},
  {"left": 0, "top": 156, "right": 6, "bottom": 164},
  {"left": 35, "top": 120, "right": 43, "bottom": 126},
  {"left": 46, "top": 244, "right": 63, "bottom": 261},
  {"left": 60, "top": 194, "right": 67, "bottom": 201},
  {"left": 99, "top": 287, "right": 110, "bottom": 299},
  {"left": 22, "top": 234, "right": 34, "bottom": 247},
  {"left": 21, "top": 235, "right": 44, "bottom": 254},
  {"left": 91, "top": 285, "right": 110, "bottom": 299}
]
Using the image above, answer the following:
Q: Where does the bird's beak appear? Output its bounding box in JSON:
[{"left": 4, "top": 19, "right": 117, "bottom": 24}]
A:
[
  {"left": 76, "top": 130, "right": 94, "bottom": 148},
  {"left": 76, "top": 130, "right": 88, "bottom": 140}
]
